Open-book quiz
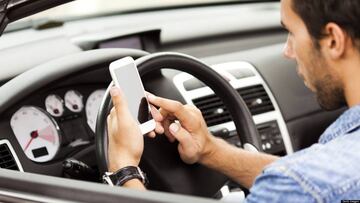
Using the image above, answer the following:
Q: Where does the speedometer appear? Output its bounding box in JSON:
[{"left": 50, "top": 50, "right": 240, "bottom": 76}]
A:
[
  {"left": 10, "top": 106, "right": 61, "bottom": 163},
  {"left": 86, "top": 89, "right": 106, "bottom": 132}
]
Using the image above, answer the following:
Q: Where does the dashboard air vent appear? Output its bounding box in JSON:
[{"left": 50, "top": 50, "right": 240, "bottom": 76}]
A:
[
  {"left": 192, "top": 85, "right": 274, "bottom": 127},
  {"left": 0, "top": 143, "right": 19, "bottom": 171},
  {"left": 237, "top": 85, "right": 275, "bottom": 116},
  {"left": 192, "top": 94, "right": 232, "bottom": 127}
]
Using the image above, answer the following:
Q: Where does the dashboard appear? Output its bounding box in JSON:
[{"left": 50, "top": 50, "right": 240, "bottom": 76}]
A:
[
  {"left": 0, "top": 1, "right": 346, "bottom": 198},
  {"left": 2, "top": 58, "right": 294, "bottom": 170}
]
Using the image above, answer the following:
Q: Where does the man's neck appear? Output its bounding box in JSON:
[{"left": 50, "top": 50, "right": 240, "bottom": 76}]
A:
[{"left": 343, "top": 55, "right": 360, "bottom": 108}]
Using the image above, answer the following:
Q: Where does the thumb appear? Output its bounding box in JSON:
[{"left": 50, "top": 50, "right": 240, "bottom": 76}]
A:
[
  {"left": 110, "top": 86, "right": 128, "bottom": 115},
  {"left": 169, "top": 123, "right": 193, "bottom": 146}
]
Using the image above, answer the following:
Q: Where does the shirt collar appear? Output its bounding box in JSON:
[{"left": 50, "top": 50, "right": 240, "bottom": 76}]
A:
[{"left": 319, "top": 104, "right": 360, "bottom": 144}]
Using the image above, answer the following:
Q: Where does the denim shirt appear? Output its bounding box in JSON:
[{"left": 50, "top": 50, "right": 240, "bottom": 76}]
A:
[{"left": 246, "top": 105, "right": 360, "bottom": 203}]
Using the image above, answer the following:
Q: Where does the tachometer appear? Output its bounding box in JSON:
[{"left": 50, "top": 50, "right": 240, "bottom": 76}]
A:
[
  {"left": 10, "top": 106, "right": 61, "bottom": 163},
  {"left": 85, "top": 89, "right": 106, "bottom": 132},
  {"left": 64, "top": 90, "right": 84, "bottom": 113}
]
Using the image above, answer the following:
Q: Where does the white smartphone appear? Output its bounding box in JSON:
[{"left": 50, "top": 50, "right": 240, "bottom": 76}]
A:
[{"left": 109, "top": 57, "right": 156, "bottom": 135}]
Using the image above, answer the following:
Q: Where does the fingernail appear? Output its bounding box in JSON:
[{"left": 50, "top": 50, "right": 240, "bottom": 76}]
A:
[
  {"left": 169, "top": 123, "right": 179, "bottom": 133},
  {"left": 110, "top": 87, "right": 120, "bottom": 96}
]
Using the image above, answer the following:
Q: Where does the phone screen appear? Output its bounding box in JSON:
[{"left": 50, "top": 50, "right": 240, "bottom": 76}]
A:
[{"left": 112, "top": 63, "right": 152, "bottom": 125}]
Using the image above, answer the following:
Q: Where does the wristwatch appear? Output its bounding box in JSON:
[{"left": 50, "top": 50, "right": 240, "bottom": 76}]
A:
[{"left": 103, "top": 166, "right": 149, "bottom": 187}]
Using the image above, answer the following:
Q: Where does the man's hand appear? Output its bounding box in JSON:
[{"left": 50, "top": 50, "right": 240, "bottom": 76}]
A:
[
  {"left": 147, "top": 93, "right": 279, "bottom": 188},
  {"left": 107, "top": 87, "right": 164, "bottom": 172},
  {"left": 107, "top": 87, "right": 144, "bottom": 172},
  {"left": 147, "top": 93, "right": 216, "bottom": 164}
]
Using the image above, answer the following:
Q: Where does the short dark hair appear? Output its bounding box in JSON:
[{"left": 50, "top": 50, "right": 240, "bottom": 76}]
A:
[{"left": 292, "top": 0, "right": 360, "bottom": 50}]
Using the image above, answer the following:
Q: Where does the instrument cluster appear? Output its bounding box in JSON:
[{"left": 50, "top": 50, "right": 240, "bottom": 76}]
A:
[{"left": 10, "top": 89, "right": 106, "bottom": 163}]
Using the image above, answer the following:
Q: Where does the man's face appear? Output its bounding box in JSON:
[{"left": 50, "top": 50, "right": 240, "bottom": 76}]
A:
[{"left": 280, "top": 0, "right": 345, "bottom": 110}]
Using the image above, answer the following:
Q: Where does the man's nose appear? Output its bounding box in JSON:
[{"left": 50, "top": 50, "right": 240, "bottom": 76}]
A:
[{"left": 283, "top": 36, "right": 295, "bottom": 59}]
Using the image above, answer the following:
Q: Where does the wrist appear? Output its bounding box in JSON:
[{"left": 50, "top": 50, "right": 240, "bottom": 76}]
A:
[
  {"left": 123, "top": 179, "right": 146, "bottom": 190},
  {"left": 199, "top": 135, "right": 221, "bottom": 165},
  {"left": 108, "top": 157, "right": 139, "bottom": 172}
]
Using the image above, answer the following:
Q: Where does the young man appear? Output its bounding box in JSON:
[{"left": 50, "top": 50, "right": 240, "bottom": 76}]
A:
[{"left": 106, "top": 0, "right": 360, "bottom": 201}]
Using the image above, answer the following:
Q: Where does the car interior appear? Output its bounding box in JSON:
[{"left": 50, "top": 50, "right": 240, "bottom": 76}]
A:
[{"left": 0, "top": 0, "right": 347, "bottom": 202}]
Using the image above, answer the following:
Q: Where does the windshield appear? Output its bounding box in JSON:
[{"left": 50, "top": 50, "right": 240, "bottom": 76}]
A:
[{"left": 19, "top": 0, "right": 244, "bottom": 22}]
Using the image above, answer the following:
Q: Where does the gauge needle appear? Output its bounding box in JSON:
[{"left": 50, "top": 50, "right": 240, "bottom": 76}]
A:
[
  {"left": 24, "top": 137, "right": 35, "bottom": 151},
  {"left": 24, "top": 130, "right": 39, "bottom": 151}
]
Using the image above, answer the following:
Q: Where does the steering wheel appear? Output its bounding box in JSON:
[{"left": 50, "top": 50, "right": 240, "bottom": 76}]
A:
[{"left": 96, "top": 52, "right": 261, "bottom": 197}]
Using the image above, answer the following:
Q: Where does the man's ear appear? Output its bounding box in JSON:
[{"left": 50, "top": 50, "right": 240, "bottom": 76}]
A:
[{"left": 321, "top": 22, "right": 347, "bottom": 59}]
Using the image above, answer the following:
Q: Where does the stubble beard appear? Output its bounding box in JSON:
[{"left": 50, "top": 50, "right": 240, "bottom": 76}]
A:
[
  {"left": 309, "top": 55, "right": 346, "bottom": 110},
  {"left": 313, "top": 74, "right": 346, "bottom": 110}
]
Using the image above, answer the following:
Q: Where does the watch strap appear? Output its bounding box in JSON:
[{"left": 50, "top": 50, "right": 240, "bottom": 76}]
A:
[{"left": 103, "top": 166, "right": 148, "bottom": 187}]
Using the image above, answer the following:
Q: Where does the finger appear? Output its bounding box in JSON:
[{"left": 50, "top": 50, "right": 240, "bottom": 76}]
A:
[
  {"left": 147, "top": 94, "right": 188, "bottom": 121},
  {"left": 159, "top": 108, "right": 178, "bottom": 142},
  {"left": 159, "top": 108, "right": 177, "bottom": 120},
  {"left": 147, "top": 131, "right": 156, "bottom": 138},
  {"left": 168, "top": 123, "right": 193, "bottom": 147},
  {"left": 107, "top": 115, "right": 112, "bottom": 130},
  {"left": 159, "top": 108, "right": 169, "bottom": 120},
  {"left": 110, "top": 86, "right": 129, "bottom": 116},
  {"left": 165, "top": 133, "right": 176, "bottom": 143},
  {"left": 110, "top": 107, "right": 116, "bottom": 118},
  {"left": 163, "top": 119, "right": 176, "bottom": 142},
  {"left": 107, "top": 112, "right": 115, "bottom": 130},
  {"left": 145, "top": 121, "right": 164, "bottom": 138},
  {"left": 144, "top": 91, "right": 151, "bottom": 96},
  {"left": 107, "top": 113, "right": 117, "bottom": 140},
  {"left": 155, "top": 121, "right": 164, "bottom": 134},
  {"left": 150, "top": 104, "right": 163, "bottom": 122}
]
